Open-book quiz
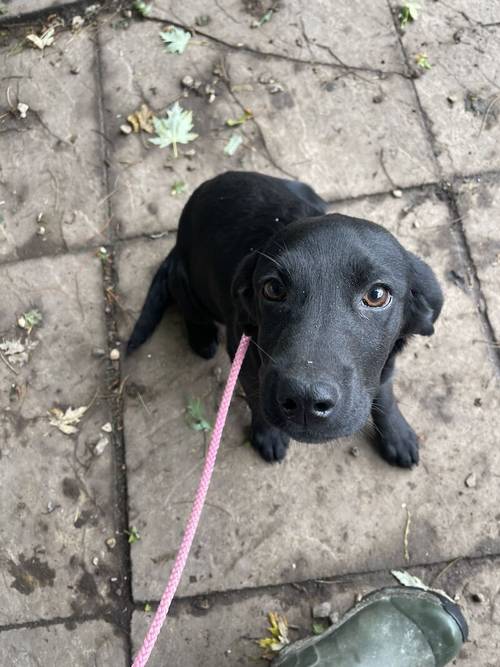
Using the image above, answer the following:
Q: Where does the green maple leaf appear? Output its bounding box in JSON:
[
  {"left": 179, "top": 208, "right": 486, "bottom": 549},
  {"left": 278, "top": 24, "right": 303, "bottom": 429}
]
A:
[
  {"left": 399, "top": 1, "right": 420, "bottom": 28},
  {"left": 149, "top": 102, "right": 198, "bottom": 158},
  {"left": 224, "top": 133, "right": 243, "bottom": 156},
  {"left": 415, "top": 52, "right": 431, "bottom": 70},
  {"left": 186, "top": 398, "right": 211, "bottom": 432},
  {"left": 160, "top": 26, "right": 191, "bottom": 54}
]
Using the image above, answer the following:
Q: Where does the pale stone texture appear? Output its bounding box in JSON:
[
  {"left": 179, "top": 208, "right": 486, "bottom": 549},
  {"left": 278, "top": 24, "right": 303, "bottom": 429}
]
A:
[
  {"left": 118, "top": 190, "right": 499, "bottom": 603},
  {"left": 0, "top": 29, "right": 107, "bottom": 264},
  {"left": 0, "top": 253, "right": 119, "bottom": 623},
  {"left": 131, "top": 558, "right": 500, "bottom": 667},
  {"left": 99, "top": 18, "right": 435, "bottom": 240},
  {"left": 390, "top": 0, "right": 500, "bottom": 176},
  {"left": 0, "top": 619, "right": 128, "bottom": 667},
  {"left": 456, "top": 175, "right": 500, "bottom": 340},
  {"left": 151, "top": 0, "right": 405, "bottom": 72},
  {"left": 99, "top": 20, "right": 283, "bottom": 239}
]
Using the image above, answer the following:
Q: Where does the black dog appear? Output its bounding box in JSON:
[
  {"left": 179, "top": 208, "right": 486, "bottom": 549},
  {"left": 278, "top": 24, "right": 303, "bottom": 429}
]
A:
[{"left": 128, "top": 171, "right": 443, "bottom": 467}]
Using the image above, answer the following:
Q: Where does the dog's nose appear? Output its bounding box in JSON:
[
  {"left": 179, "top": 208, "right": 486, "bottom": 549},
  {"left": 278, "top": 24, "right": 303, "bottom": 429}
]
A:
[{"left": 278, "top": 378, "right": 339, "bottom": 425}]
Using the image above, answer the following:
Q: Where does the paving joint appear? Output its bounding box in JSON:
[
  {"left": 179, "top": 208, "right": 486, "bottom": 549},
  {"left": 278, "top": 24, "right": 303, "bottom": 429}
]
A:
[
  {"left": 132, "top": 552, "right": 500, "bottom": 613},
  {"left": 0, "top": 612, "right": 104, "bottom": 634},
  {"left": 0, "top": 0, "right": 117, "bottom": 27},
  {"left": 93, "top": 18, "right": 134, "bottom": 662},
  {"left": 385, "top": 0, "right": 500, "bottom": 373},
  {"left": 142, "top": 12, "right": 412, "bottom": 80}
]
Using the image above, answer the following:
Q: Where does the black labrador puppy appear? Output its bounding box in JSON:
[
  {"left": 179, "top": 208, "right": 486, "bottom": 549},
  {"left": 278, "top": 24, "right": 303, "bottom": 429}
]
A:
[{"left": 128, "top": 171, "right": 443, "bottom": 467}]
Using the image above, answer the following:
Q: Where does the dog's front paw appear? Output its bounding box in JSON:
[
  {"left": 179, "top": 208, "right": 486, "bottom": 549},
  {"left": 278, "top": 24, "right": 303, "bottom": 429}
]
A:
[
  {"left": 375, "top": 414, "right": 419, "bottom": 468},
  {"left": 251, "top": 425, "right": 290, "bottom": 463}
]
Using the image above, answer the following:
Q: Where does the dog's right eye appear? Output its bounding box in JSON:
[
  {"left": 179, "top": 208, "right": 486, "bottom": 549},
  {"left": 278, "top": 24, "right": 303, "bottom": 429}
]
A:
[{"left": 262, "top": 279, "right": 287, "bottom": 302}]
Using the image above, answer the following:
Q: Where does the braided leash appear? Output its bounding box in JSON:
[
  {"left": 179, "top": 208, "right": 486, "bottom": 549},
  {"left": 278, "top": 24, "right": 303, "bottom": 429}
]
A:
[{"left": 132, "top": 334, "right": 251, "bottom": 666}]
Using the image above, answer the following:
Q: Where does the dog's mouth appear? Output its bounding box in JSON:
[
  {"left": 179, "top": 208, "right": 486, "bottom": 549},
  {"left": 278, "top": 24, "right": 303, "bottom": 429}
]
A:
[
  {"left": 262, "top": 407, "right": 365, "bottom": 444},
  {"left": 278, "top": 421, "right": 360, "bottom": 443}
]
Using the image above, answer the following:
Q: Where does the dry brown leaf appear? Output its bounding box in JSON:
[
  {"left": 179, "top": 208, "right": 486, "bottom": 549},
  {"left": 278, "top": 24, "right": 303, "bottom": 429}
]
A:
[
  {"left": 48, "top": 405, "right": 88, "bottom": 435},
  {"left": 127, "top": 104, "right": 154, "bottom": 134}
]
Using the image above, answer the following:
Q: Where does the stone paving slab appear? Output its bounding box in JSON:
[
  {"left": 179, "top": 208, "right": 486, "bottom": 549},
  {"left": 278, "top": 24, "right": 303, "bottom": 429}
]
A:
[
  {"left": 226, "top": 51, "right": 436, "bottom": 198},
  {"left": 131, "top": 558, "right": 500, "bottom": 667},
  {"left": 99, "top": 17, "right": 436, "bottom": 240},
  {"left": 118, "top": 189, "right": 499, "bottom": 603},
  {"left": 0, "top": 253, "right": 119, "bottom": 624},
  {"left": 0, "top": 619, "right": 128, "bottom": 666},
  {"left": 456, "top": 175, "right": 500, "bottom": 341},
  {"left": 390, "top": 0, "right": 500, "bottom": 176},
  {"left": 0, "top": 28, "right": 107, "bottom": 264},
  {"left": 99, "top": 19, "right": 281, "bottom": 239},
  {"left": 151, "top": 0, "right": 405, "bottom": 72}
]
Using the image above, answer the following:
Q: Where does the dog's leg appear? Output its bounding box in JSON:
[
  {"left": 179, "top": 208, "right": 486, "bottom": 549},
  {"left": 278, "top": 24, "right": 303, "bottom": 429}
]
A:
[
  {"left": 227, "top": 333, "right": 289, "bottom": 463},
  {"left": 371, "top": 359, "right": 419, "bottom": 468},
  {"left": 185, "top": 320, "right": 219, "bottom": 360}
]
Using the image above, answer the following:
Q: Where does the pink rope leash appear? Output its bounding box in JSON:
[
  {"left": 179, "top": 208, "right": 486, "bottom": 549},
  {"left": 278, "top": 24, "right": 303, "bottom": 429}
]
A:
[{"left": 132, "top": 334, "right": 251, "bottom": 667}]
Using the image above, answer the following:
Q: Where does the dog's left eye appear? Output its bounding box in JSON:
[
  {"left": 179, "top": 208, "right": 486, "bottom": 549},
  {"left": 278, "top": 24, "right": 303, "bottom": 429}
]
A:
[
  {"left": 362, "top": 285, "right": 391, "bottom": 308},
  {"left": 262, "top": 278, "right": 287, "bottom": 302}
]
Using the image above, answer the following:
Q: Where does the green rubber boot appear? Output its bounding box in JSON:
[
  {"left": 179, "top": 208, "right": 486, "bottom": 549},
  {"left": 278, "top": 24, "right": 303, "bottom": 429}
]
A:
[{"left": 272, "top": 587, "right": 468, "bottom": 667}]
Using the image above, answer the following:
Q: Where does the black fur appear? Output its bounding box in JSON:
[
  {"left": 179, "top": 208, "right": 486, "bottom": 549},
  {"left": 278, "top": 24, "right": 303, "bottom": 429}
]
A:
[{"left": 128, "top": 171, "right": 443, "bottom": 467}]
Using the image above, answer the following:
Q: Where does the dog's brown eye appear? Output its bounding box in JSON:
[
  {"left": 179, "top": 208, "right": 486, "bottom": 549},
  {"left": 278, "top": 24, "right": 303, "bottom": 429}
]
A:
[
  {"left": 363, "top": 285, "right": 391, "bottom": 308},
  {"left": 262, "top": 279, "right": 286, "bottom": 302}
]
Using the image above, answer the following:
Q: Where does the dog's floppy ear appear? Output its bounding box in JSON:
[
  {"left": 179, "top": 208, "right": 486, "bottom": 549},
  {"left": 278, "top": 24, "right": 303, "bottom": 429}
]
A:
[
  {"left": 231, "top": 252, "right": 259, "bottom": 333},
  {"left": 403, "top": 252, "right": 443, "bottom": 337}
]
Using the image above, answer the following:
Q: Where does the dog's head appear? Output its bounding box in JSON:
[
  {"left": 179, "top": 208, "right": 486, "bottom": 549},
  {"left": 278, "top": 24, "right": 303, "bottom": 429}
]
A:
[{"left": 231, "top": 214, "right": 443, "bottom": 443}]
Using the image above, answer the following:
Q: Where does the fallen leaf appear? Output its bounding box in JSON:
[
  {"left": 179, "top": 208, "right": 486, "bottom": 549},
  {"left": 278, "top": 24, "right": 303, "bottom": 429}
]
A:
[
  {"left": 26, "top": 27, "right": 55, "bottom": 50},
  {"left": 312, "top": 621, "right": 329, "bottom": 635},
  {"left": 399, "top": 1, "right": 420, "bottom": 28},
  {"left": 257, "top": 612, "right": 290, "bottom": 659},
  {"left": 251, "top": 8, "right": 275, "bottom": 28},
  {"left": 144, "top": 602, "right": 152, "bottom": 612},
  {"left": 127, "top": 526, "right": 141, "bottom": 543},
  {"left": 186, "top": 398, "right": 211, "bottom": 432},
  {"left": 149, "top": 102, "right": 198, "bottom": 158},
  {"left": 18, "top": 308, "right": 42, "bottom": 334},
  {"left": 415, "top": 52, "right": 431, "bottom": 70},
  {"left": 127, "top": 103, "right": 154, "bottom": 134},
  {"left": 0, "top": 338, "right": 38, "bottom": 366},
  {"left": 171, "top": 180, "right": 187, "bottom": 196},
  {"left": 391, "top": 569, "right": 425, "bottom": 589},
  {"left": 48, "top": 405, "right": 88, "bottom": 435},
  {"left": 224, "top": 133, "right": 243, "bottom": 156},
  {"left": 391, "top": 569, "right": 455, "bottom": 602},
  {"left": 226, "top": 109, "right": 253, "bottom": 127},
  {"left": 94, "top": 435, "right": 109, "bottom": 456},
  {"left": 132, "top": 0, "right": 152, "bottom": 16},
  {"left": 160, "top": 26, "right": 191, "bottom": 54}
]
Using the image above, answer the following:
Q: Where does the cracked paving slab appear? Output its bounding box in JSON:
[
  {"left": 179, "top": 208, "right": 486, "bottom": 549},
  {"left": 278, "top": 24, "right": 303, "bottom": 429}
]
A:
[
  {"left": 99, "top": 19, "right": 287, "bottom": 239},
  {"left": 0, "top": 28, "right": 108, "bottom": 264},
  {"left": 117, "top": 190, "right": 499, "bottom": 603},
  {"left": 455, "top": 175, "right": 500, "bottom": 343},
  {"left": 99, "top": 17, "right": 436, "bottom": 239},
  {"left": 150, "top": 0, "right": 406, "bottom": 73},
  {"left": 0, "top": 619, "right": 128, "bottom": 666},
  {"left": 0, "top": 253, "right": 120, "bottom": 624},
  {"left": 131, "top": 557, "right": 500, "bottom": 666},
  {"left": 389, "top": 0, "right": 500, "bottom": 176}
]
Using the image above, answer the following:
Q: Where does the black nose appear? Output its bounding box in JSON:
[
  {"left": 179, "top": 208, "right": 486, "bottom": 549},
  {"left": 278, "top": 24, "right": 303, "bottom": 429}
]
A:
[{"left": 277, "top": 378, "right": 339, "bottom": 425}]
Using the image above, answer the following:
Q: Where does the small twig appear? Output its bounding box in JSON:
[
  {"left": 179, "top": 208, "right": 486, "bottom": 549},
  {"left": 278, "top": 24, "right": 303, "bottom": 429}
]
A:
[
  {"left": 379, "top": 148, "right": 397, "bottom": 189},
  {"left": 403, "top": 506, "right": 412, "bottom": 562},
  {"left": 137, "top": 390, "right": 152, "bottom": 416},
  {"left": 431, "top": 557, "right": 462, "bottom": 585},
  {"left": 478, "top": 94, "right": 500, "bottom": 137},
  {"left": 0, "top": 350, "right": 18, "bottom": 375}
]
